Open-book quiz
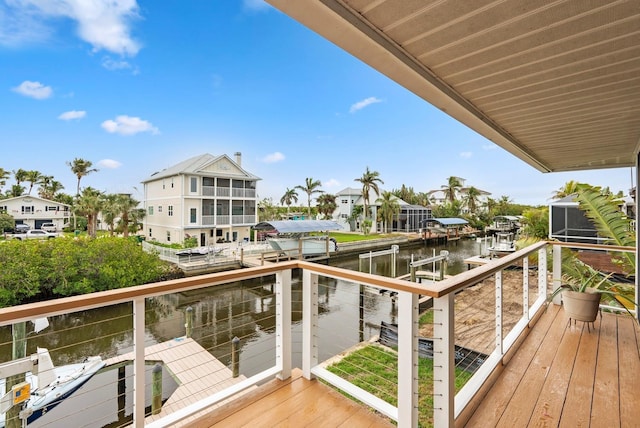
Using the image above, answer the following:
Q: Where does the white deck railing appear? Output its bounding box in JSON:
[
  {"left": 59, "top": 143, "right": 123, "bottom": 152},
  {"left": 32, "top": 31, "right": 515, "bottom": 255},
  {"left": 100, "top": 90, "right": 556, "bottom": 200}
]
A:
[{"left": 0, "top": 241, "right": 635, "bottom": 427}]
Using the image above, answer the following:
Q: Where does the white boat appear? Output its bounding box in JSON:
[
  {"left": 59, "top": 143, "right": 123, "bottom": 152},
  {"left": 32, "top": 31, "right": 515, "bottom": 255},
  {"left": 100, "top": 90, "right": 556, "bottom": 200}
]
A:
[
  {"left": 254, "top": 220, "right": 342, "bottom": 257},
  {"left": 488, "top": 232, "right": 517, "bottom": 255},
  {"left": 0, "top": 348, "right": 105, "bottom": 427}
]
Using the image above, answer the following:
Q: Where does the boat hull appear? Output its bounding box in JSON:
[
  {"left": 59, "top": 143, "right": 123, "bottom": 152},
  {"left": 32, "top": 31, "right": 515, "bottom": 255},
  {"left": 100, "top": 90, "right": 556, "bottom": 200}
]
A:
[{"left": 268, "top": 237, "right": 337, "bottom": 256}]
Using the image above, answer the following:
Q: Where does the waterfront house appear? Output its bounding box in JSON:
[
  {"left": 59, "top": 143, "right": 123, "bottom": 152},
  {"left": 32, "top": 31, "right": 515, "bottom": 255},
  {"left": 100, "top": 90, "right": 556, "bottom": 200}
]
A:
[
  {"left": 333, "top": 186, "right": 432, "bottom": 233},
  {"left": 0, "top": 195, "right": 71, "bottom": 231},
  {"left": 141, "top": 152, "right": 260, "bottom": 246},
  {"left": 2, "top": 2, "right": 639, "bottom": 428}
]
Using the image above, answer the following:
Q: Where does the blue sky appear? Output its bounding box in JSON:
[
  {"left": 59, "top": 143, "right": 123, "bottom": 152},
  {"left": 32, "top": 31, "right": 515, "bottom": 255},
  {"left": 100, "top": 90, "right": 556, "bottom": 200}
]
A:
[{"left": 1, "top": 0, "right": 634, "bottom": 206}]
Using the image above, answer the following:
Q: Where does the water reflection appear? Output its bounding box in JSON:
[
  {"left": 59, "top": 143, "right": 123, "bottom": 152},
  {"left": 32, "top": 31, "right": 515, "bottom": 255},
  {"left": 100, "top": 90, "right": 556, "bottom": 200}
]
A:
[{"left": 0, "top": 239, "right": 479, "bottom": 426}]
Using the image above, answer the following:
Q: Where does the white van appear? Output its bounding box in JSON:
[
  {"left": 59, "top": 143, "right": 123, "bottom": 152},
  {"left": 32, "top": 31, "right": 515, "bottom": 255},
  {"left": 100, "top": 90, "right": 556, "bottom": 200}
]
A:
[{"left": 41, "top": 223, "right": 57, "bottom": 232}]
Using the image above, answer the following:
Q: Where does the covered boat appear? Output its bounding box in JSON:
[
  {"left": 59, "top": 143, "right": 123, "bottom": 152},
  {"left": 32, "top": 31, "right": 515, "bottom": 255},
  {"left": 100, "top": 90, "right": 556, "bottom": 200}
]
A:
[{"left": 253, "top": 220, "right": 342, "bottom": 256}]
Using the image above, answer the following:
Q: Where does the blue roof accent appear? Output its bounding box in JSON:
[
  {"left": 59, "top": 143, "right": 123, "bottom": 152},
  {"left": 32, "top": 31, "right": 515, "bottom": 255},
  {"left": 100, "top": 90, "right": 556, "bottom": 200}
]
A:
[
  {"left": 431, "top": 218, "right": 469, "bottom": 226},
  {"left": 253, "top": 220, "right": 343, "bottom": 233}
]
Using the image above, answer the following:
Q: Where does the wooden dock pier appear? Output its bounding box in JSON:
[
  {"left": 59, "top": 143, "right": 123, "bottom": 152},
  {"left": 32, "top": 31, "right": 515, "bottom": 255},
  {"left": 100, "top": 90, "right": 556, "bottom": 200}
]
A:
[{"left": 104, "top": 337, "right": 250, "bottom": 426}]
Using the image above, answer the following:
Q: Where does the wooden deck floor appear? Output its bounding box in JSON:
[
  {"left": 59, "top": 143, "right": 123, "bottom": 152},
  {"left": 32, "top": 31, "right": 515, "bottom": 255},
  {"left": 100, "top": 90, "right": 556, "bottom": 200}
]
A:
[
  {"left": 190, "top": 368, "right": 394, "bottom": 427},
  {"left": 464, "top": 304, "right": 640, "bottom": 427}
]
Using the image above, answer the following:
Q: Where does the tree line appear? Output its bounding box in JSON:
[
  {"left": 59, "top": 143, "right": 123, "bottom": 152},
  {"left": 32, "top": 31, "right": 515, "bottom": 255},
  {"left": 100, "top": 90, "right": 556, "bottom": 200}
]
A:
[{"left": 0, "top": 159, "right": 144, "bottom": 236}]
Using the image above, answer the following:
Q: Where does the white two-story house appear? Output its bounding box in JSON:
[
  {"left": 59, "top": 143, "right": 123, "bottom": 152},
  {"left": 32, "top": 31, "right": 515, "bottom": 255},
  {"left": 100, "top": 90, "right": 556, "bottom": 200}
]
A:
[
  {"left": 142, "top": 152, "right": 260, "bottom": 246},
  {"left": 0, "top": 195, "right": 71, "bottom": 230}
]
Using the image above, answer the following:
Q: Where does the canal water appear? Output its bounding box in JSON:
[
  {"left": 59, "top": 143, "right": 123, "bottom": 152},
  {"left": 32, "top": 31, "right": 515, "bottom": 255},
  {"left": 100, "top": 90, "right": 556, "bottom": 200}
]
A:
[{"left": 0, "top": 238, "right": 481, "bottom": 426}]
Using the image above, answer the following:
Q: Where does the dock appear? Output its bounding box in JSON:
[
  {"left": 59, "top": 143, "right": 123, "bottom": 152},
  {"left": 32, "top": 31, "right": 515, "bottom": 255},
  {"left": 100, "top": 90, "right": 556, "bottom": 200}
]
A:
[{"left": 104, "top": 337, "right": 249, "bottom": 426}]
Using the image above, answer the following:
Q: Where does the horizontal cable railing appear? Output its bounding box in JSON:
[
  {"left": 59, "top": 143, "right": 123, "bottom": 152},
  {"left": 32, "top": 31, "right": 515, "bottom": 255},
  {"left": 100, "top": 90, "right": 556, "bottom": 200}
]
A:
[{"left": 0, "top": 241, "right": 635, "bottom": 427}]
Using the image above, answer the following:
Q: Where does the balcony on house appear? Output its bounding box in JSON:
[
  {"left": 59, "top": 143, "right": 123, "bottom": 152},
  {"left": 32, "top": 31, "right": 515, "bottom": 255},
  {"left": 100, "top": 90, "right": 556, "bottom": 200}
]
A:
[{"left": 0, "top": 241, "right": 638, "bottom": 427}]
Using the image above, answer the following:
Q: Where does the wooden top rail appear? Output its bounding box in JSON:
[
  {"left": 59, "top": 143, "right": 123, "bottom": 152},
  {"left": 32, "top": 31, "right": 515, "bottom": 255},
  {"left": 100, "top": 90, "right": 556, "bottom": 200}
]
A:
[
  {"left": 2, "top": 240, "right": 633, "bottom": 326},
  {"left": 549, "top": 241, "right": 635, "bottom": 252}
]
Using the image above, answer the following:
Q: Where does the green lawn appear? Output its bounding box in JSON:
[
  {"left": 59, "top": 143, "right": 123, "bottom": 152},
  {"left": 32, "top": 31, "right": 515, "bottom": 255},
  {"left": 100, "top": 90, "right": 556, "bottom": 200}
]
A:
[{"left": 326, "top": 344, "right": 472, "bottom": 427}]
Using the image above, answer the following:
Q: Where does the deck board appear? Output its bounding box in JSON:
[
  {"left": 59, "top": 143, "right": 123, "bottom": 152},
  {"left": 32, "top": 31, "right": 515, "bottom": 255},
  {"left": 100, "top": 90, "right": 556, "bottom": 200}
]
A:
[
  {"left": 465, "top": 307, "right": 640, "bottom": 428},
  {"left": 192, "top": 369, "right": 394, "bottom": 428}
]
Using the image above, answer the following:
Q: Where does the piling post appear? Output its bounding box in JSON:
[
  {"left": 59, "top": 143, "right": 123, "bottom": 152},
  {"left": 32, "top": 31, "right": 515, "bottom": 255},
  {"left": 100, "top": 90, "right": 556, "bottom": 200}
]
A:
[
  {"left": 185, "top": 306, "right": 193, "bottom": 338},
  {"left": 6, "top": 322, "right": 26, "bottom": 428},
  {"left": 117, "top": 365, "right": 126, "bottom": 421},
  {"left": 152, "top": 364, "right": 162, "bottom": 415},
  {"left": 232, "top": 336, "right": 240, "bottom": 378}
]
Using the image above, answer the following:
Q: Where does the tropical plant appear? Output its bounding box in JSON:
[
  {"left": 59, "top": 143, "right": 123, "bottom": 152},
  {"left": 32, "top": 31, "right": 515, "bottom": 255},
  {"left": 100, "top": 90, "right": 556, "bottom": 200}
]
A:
[
  {"left": 37, "top": 175, "right": 65, "bottom": 200},
  {"left": 355, "top": 166, "right": 383, "bottom": 220},
  {"left": 24, "top": 170, "right": 42, "bottom": 195},
  {"left": 376, "top": 191, "right": 400, "bottom": 233},
  {"left": 551, "top": 180, "right": 580, "bottom": 200},
  {"left": 0, "top": 168, "right": 10, "bottom": 193},
  {"left": 67, "top": 158, "right": 98, "bottom": 196},
  {"left": 462, "top": 186, "right": 482, "bottom": 214},
  {"left": 520, "top": 206, "right": 549, "bottom": 239},
  {"left": 316, "top": 193, "right": 337, "bottom": 219},
  {"left": 74, "top": 187, "right": 103, "bottom": 238},
  {"left": 440, "top": 176, "right": 462, "bottom": 203},
  {"left": 280, "top": 188, "right": 299, "bottom": 213},
  {"left": 296, "top": 177, "right": 323, "bottom": 217},
  {"left": 114, "top": 194, "right": 141, "bottom": 237}
]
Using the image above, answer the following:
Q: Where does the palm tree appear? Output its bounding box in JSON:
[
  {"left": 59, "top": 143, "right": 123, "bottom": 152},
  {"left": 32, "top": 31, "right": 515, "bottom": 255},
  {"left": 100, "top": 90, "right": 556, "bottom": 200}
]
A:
[
  {"left": 115, "top": 194, "right": 140, "bottom": 237},
  {"left": 67, "top": 158, "right": 98, "bottom": 196},
  {"left": 376, "top": 191, "right": 400, "bottom": 233},
  {"left": 296, "top": 178, "right": 323, "bottom": 217},
  {"left": 100, "top": 193, "right": 120, "bottom": 236},
  {"left": 0, "top": 168, "right": 10, "bottom": 193},
  {"left": 74, "top": 187, "right": 103, "bottom": 237},
  {"left": 551, "top": 180, "right": 580, "bottom": 200},
  {"left": 24, "top": 170, "right": 42, "bottom": 195},
  {"left": 316, "top": 193, "right": 337, "bottom": 219},
  {"left": 441, "top": 176, "right": 463, "bottom": 203},
  {"left": 355, "top": 166, "right": 383, "bottom": 220},
  {"left": 280, "top": 188, "right": 299, "bottom": 214},
  {"left": 462, "top": 186, "right": 482, "bottom": 214},
  {"left": 13, "top": 169, "right": 28, "bottom": 188},
  {"left": 38, "top": 176, "right": 64, "bottom": 200}
]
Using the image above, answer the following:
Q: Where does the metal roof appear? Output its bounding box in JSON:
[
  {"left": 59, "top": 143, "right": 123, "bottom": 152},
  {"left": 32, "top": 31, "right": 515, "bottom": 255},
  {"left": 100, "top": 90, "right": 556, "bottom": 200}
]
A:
[
  {"left": 266, "top": 1, "right": 640, "bottom": 173},
  {"left": 253, "top": 220, "right": 343, "bottom": 233},
  {"left": 431, "top": 218, "right": 468, "bottom": 226}
]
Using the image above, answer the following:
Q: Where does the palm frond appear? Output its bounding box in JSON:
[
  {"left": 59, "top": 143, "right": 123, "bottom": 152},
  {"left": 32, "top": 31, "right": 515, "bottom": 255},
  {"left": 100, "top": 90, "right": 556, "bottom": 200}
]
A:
[{"left": 573, "top": 183, "right": 635, "bottom": 272}]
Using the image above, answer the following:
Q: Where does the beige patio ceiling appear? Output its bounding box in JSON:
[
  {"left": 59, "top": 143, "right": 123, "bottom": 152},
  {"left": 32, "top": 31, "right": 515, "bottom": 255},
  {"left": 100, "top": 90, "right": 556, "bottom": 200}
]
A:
[{"left": 266, "top": 0, "right": 640, "bottom": 173}]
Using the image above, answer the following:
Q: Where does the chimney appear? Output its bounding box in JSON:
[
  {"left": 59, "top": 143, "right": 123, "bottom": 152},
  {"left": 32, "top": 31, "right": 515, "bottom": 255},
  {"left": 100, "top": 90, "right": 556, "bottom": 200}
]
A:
[{"left": 234, "top": 152, "right": 242, "bottom": 166}]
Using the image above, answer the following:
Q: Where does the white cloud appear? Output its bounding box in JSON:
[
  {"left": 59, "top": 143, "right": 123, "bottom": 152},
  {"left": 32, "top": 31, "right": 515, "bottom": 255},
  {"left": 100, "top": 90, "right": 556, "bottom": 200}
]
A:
[
  {"left": 349, "top": 96, "right": 382, "bottom": 113},
  {"left": 262, "top": 152, "right": 285, "bottom": 163},
  {"left": 101, "top": 56, "right": 138, "bottom": 73},
  {"left": 58, "top": 110, "right": 86, "bottom": 120},
  {"left": 101, "top": 115, "right": 159, "bottom": 135},
  {"left": 4, "top": 0, "right": 141, "bottom": 56},
  {"left": 482, "top": 143, "right": 498, "bottom": 150},
  {"left": 242, "top": 0, "right": 271, "bottom": 12},
  {"left": 98, "top": 159, "right": 122, "bottom": 169},
  {"left": 323, "top": 178, "right": 341, "bottom": 188},
  {"left": 460, "top": 151, "right": 473, "bottom": 159},
  {"left": 12, "top": 80, "right": 52, "bottom": 99}
]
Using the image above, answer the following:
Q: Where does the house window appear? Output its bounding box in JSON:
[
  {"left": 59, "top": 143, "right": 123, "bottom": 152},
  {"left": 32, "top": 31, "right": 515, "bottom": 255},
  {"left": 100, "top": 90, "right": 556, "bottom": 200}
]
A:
[
  {"left": 168, "top": 206, "right": 174, "bottom": 216},
  {"left": 148, "top": 206, "right": 154, "bottom": 215},
  {"left": 148, "top": 228, "right": 152, "bottom": 237},
  {"left": 158, "top": 206, "right": 163, "bottom": 213},
  {"left": 190, "top": 208, "right": 196, "bottom": 223},
  {"left": 190, "top": 177, "right": 197, "bottom": 192},
  {"left": 45, "top": 206, "right": 59, "bottom": 211},
  {"left": 22, "top": 206, "right": 34, "bottom": 214},
  {"left": 162, "top": 180, "right": 165, "bottom": 190},
  {"left": 167, "top": 231, "right": 171, "bottom": 242},
  {"left": 341, "top": 199, "right": 348, "bottom": 204},
  {"left": 171, "top": 178, "right": 174, "bottom": 188}
]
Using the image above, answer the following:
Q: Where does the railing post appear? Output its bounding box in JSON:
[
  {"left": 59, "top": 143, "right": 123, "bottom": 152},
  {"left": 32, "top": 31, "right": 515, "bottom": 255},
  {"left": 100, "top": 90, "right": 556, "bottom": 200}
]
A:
[
  {"left": 133, "top": 297, "right": 146, "bottom": 427},
  {"left": 495, "top": 270, "right": 503, "bottom": 355},
  {"left": 397, "top": 291, "right": 418, "bottom": 427},
  {"left": 433, "top": 293, "right": 455, "bottom": 427},
  {"left": 302, "top": 269, "right": 318, "bottom": 379},
  {"left": 545, "top": 245, "right": 556, "bottom": 303},
  {"left": 275, "top": 269, "right": 292, "bottom": 380},
  {"left": 523, "top": 257, "right": 530, "bottom": 320}
]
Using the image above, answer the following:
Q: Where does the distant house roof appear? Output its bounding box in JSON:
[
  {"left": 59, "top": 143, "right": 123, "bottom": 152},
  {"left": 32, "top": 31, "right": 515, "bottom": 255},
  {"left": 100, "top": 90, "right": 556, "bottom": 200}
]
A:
[
  {"left": 141, "top": 153, "right": 260, "bottom": 183},
  {"left": 431, "top": 218, "right": 469, "bottom": 226},
  {"left": 253, "top": 220, "right": 343, "bottom": 233},
  {"left": 1, "top": 195, "right": 70, "bottom": 207}
]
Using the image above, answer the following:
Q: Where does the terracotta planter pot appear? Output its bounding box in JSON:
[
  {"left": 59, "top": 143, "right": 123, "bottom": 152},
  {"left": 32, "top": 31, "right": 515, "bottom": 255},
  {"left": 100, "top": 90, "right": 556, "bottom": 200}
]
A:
[{"left": 562, "top": 289, "right": 601, "bottom": 322}]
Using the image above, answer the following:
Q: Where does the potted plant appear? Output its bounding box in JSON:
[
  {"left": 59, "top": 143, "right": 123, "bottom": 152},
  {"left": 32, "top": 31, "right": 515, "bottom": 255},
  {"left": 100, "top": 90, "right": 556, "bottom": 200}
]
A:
[{"left": 548, "top": 260, "right": 635, "bottom": 323}]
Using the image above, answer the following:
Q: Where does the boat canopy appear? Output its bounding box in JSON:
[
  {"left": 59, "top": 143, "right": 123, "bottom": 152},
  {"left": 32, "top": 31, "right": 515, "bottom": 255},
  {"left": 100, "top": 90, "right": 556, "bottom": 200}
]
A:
[
  {"left": 493, "top": 215, "right": 520, "bottom": 222},
  {"left": 253, "top": 220, "right": 343, "bottom": 233},
  {"left": 430, "top": 218, "right": 469, "bottom": 226}
]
